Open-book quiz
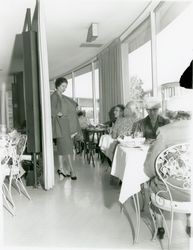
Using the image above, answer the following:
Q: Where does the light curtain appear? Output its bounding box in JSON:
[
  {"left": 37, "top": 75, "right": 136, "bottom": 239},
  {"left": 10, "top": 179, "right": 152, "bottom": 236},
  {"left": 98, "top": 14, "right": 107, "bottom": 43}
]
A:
[
  {"left": 36, "top": 0, "right": 54, "bottom": 189},
  {"left": 98, "top": 38, "right": 123, "bottom": 123}
]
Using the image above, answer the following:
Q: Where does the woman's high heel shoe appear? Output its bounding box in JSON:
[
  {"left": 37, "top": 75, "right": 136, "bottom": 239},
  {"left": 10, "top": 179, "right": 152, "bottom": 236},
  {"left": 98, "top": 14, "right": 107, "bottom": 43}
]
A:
[
  {"left": 157, "top": 227, "right": 165, "bottom": 239},
  {"left": 70, "top": 172, "right": 77, "bottom": 180},
  {"left": 57, "top": 170, "right": 67, "bottom": 178}
]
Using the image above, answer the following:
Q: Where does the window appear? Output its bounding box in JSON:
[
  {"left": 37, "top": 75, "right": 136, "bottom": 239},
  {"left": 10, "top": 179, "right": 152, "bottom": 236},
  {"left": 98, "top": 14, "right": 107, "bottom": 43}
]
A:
[
  {"left": 127, "top": 17, "right": 152, "bottom": 95},
  {"left": 75, "top": 71, "right": 94, "bottom": 122},
  {"left": 128, "top": 41, "right": 152, "bottom": 92},
  {"left": 156, "top": 3, "right": 193, "bottom": 87},
  {"left": 94, "top": 67, "right": 99, "bottom": 124},
  {"left": 64, "top": 77, "right": 73, "bottom": 97}
]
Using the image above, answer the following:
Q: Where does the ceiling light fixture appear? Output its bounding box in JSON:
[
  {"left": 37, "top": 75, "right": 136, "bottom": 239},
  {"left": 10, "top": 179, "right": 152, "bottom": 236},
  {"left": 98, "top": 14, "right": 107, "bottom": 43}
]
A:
[{"left": 86, "top": 23, "right": 98, "bottom": 42}]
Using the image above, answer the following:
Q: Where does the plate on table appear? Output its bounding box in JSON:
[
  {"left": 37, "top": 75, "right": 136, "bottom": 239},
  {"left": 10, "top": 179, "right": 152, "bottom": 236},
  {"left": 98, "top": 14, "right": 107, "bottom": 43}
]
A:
[{"left": 118, "top": 137, "right": 145, "bottom": 148}]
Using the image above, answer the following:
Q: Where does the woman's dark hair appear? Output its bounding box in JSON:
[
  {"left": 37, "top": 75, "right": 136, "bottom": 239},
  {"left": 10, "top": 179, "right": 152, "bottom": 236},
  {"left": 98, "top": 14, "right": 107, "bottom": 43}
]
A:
[
  {"left": 116, "top": 104, "right": 125, "bottom": 112},
  {"left": 77, "top": 110, "right": 86, "bottom": 117},
  {"left": 77, "top": 110, "right": 84, "bottom": 117},
  {"left": 55, "top": 77, "right": 68, "bottom": 89},
  {"left": 108, "top": 104, "right": 125, "bottom": 123}
]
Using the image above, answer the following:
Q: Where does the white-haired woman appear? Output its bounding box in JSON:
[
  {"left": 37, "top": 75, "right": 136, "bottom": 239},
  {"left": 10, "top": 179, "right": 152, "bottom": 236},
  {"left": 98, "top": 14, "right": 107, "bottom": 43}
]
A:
[{"left": 112, "top": 101, "right": 140, "bottom": 139}]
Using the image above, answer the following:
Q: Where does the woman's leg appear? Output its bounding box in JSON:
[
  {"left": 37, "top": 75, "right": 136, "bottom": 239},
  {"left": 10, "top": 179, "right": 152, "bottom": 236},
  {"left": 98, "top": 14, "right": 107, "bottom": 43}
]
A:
[
  {"left": 58, "top": 155, "right": 65, "bottom": 180},
  {"left": 66, "top": 154, "right": 77, "bottom": 179}
]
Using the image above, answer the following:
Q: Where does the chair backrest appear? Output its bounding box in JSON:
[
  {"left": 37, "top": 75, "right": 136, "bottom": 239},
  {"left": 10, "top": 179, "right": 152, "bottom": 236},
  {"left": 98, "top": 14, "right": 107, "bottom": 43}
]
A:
[
  {"left": 16, "top": 134, "right": 27, "bottom": 158},
  {"left": 10, "top": 134, "right": 27, "bottom": 166},
  {"left": 155, "top": 143, "right": 192, "bottom": 195},
  {"left": 0, "top": 135, "right": 11, "bottom": 166},
  {"left": 0, "top": 147, "right": 10, "bottom": 166}
]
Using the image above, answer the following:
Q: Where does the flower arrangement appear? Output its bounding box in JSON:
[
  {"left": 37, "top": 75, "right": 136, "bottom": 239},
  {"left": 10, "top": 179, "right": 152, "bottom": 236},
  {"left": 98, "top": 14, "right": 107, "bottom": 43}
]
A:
[
  {"left": 129, "top": 76, "right": 145, "bottom": 119},
  {"left": 129, "top": 76, "right": 145, "bottom": 101}
]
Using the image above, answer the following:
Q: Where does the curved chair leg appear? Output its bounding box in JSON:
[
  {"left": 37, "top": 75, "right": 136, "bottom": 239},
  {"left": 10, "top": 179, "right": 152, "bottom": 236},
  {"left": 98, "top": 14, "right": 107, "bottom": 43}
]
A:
[
  {"left": 2, "top": 183, "right": 14, "bottom": 208},
  {"left": 8, "top": 173, "right": 15, "bottom": 208},
  {"left": 2, "top": 186, "right": 15, "bottom": 216},
  {"left": 14, "top": 177, "right": 22, "bottom": 195},
  {"left": 168, "top": 210, "right": 174, "bottom": 250},
  {"left": 16, "top": 176, "right": 31, "bottom": 200}
]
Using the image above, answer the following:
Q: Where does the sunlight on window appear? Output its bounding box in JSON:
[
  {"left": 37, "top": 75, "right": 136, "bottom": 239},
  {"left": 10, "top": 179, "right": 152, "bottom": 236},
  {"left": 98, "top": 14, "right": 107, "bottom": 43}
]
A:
[
  {"left": 157, "top": 4, "right": 193, "bottom": 86},
  {"left": 64, "top": 78, "right": 73, "bottom": 97},
  {"left": 75, "top": 72, "right": 92, "bottom": 98},
  {"left": 75, "top": 71, "right": 93, "bottom": 120},
  {"left": 128, "top": 41, "right": 152, "bottom": 92},
  {"left": 95, "top": 68, "right": 99, "bottom": 123},
  {"left": 95, "top": 68, "right": 99, "bottom": 99}
]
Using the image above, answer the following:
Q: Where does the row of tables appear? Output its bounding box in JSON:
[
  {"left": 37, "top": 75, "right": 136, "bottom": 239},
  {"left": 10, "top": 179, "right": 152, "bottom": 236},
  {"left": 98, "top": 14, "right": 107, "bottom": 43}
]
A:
[
  {"left": 110, "top": 143, "right": 150, "bottom": 242},
  {"left": 77, "top": 125, "right": 151, "bottom": 242},
  {"left": 98, "top": 132, "right": 151, "bottom": 242}
]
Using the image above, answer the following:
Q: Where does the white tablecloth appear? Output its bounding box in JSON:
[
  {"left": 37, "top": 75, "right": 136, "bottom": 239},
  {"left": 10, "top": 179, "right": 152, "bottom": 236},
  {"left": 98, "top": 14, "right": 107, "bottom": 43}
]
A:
[
  {"left": 111, "top": 144, "right": 150, "bottom": 204},
  {"left": 99, "top": 134, "right": 117, "bottom": 161}
]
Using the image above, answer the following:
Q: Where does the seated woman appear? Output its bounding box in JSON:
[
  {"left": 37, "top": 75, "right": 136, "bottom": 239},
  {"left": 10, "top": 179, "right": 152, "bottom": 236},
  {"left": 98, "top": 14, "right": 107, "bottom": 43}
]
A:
[
  {"left": 112, "top": 101, "right": 140, "bottom": 139},
  {"left": 131, "top": 97, "right": 170, "bottom": 141},
  {"left": 99, "top": 104, "right": 125, "bottom": 161},
  {"left": 103, "top": 104, "right": 125, "bottom": 129},
  {"left": 100, "top": 101, "right": 140, "bottom": 163},
  {"left": 144, "top": 93, "right": 193, "bottom": 238}
]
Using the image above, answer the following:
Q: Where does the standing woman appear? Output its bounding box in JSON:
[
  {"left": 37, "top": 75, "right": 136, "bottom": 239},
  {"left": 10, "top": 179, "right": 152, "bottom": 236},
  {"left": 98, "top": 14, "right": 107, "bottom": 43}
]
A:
[{"left": 51, "top": 77, "right": 81, "bottom": 180}]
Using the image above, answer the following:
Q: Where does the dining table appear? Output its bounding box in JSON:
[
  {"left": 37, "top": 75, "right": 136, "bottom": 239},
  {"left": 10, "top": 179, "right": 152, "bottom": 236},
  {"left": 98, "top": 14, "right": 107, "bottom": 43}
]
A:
[
  {"left": 111, "top": 142, "right": 150, "bottom": 242},
  {"left": 99, "top": 134, "right": 118, "bottom": 161}
]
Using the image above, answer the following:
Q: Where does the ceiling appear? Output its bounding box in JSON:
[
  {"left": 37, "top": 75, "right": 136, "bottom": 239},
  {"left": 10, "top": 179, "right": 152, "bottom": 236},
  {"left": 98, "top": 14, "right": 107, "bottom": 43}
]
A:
[{"left": 0, "top": 0, "right": 150, "bottom": 83}]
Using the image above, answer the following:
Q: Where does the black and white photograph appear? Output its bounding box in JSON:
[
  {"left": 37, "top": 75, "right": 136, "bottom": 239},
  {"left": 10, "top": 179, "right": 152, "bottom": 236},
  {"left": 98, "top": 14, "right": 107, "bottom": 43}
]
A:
[{"left": 0, "top": 0, "right": 193, "bottom": 250}]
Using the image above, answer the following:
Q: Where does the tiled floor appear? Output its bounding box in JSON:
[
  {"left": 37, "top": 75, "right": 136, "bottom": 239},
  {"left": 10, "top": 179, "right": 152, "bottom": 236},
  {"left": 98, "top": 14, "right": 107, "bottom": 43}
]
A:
[{"left": 3, "top": 153, "right": 191, "bottom": 250}]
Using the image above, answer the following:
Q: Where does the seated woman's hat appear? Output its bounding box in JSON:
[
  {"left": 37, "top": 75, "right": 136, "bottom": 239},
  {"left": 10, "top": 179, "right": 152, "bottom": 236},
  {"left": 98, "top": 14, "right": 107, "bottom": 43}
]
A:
[{"left": 143, "top": 96, "right": 161, "bottom": 109}]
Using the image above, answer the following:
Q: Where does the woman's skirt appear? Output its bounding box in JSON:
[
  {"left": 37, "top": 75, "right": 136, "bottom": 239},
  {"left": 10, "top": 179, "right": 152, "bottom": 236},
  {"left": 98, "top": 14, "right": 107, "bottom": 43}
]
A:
[{"left": 56, "top": 135, "right": 73, "bottom": 155}]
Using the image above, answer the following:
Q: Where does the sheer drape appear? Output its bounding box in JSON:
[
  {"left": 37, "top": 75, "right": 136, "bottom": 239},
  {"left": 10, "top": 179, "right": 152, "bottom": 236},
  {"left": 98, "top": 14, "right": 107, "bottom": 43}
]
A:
[
  {"left": 37, "top": 0, "right": 54, "bottom": 189},
  {"left": 98, "top": 38, "right": 123, "bottom": 123}
]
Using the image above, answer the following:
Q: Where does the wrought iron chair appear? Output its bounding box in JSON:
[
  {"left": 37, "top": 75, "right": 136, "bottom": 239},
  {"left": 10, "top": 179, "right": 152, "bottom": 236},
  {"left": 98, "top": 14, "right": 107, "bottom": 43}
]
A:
[
  {"left": 149, "top": 143, "right": 192, "bottom": 249},
  {"left": 83, "top": 128, "right": 96, "bottom": 167},
  {"left": 3, "top": 134, "right": 31, "bottom": 213},
  {"left": 1, "top": 135, "right": 15, "bottom": 215},
  {"left": 83, "top": 127, "right": 106, "bottom": 167}
]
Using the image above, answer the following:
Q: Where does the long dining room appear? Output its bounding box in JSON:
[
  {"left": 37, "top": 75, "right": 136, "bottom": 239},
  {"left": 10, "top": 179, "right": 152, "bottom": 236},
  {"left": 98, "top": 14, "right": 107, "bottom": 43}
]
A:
[{"left": 1, "top": 0, "right": 193, "bottom": 250}]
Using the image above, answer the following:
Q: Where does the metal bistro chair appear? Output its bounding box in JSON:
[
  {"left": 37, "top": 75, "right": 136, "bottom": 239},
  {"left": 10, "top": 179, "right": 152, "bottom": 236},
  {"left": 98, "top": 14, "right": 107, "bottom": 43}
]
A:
[
  {"left": 149, "top": 143, "right": 192, "bottom": 249},
  {"left": 83, "top": 127, "right": 106, "bottom": 167},
  {"left": 3, "top": 134, "right": 31, "bottom": 213},
  {"left": 1, "top": 135, "right": 15, "bottom": 216},
  {"left": 83, "top": 128, "right": 96, "bottom": 167}
]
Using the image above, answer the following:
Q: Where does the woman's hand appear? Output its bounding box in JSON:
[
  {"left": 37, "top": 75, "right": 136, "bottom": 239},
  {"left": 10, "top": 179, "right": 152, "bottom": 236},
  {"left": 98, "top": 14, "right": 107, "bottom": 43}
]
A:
[{"left": 57, "top": 112, "right": 63, "bottom": 117}]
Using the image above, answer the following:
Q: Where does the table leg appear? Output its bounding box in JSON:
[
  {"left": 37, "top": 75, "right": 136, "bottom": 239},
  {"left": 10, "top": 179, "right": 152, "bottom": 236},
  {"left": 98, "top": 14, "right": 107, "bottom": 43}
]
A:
[{"left": 133, "top": 193, "right": 141, "bottom": 243}]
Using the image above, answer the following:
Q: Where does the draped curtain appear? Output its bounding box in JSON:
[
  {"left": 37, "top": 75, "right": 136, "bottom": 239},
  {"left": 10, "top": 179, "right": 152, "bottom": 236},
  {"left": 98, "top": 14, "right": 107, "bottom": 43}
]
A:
[
  {"left": 36, "top": 0, "right": 54, "bottom": 189},
  {"left": 98, "top": 38, "right": 123, "bottom": 123}
]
